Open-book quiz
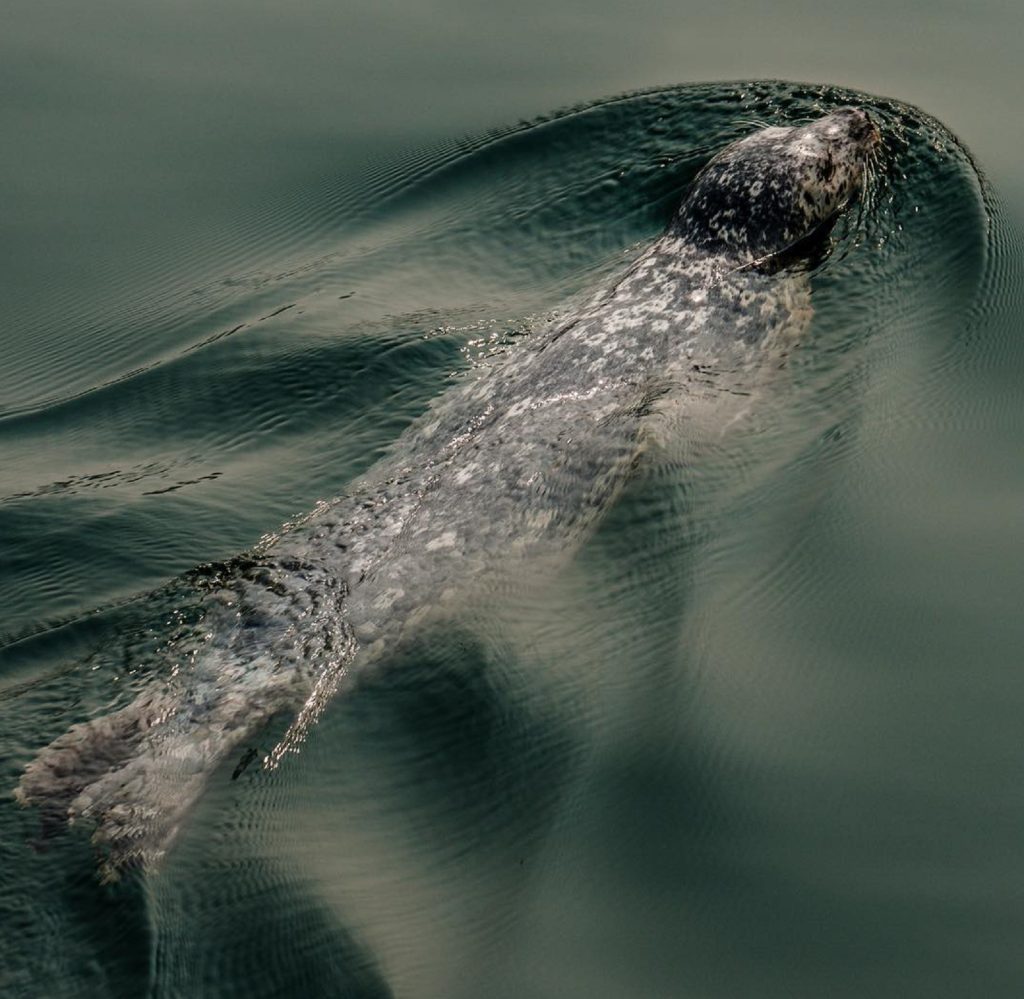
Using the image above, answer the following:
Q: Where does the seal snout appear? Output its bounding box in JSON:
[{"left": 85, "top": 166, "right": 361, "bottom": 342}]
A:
[{"left": 833, "top": 106, "right": 880, "bottom": 147}]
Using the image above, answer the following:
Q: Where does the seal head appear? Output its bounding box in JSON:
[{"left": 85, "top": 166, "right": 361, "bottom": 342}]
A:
[{"left": 676, "top": 107, "right": 880, "bottom": 262}]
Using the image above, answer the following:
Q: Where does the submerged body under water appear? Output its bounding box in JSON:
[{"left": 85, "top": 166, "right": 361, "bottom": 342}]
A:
[
  {"left": 2, "top": 81, "right": 1019, "bottom": 998},
  {"left": 16, "top": 106, "right": 880, "bottom": 879}
]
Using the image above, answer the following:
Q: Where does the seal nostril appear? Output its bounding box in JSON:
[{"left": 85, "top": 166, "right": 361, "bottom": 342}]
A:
[{"left": 845, "top": 109, "right": 878, "bottom": 144}]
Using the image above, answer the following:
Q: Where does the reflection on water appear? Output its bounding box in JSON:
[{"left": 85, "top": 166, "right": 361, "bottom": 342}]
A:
[{"left": 2, "top": 62, "right": 1023, "bottom": 999}]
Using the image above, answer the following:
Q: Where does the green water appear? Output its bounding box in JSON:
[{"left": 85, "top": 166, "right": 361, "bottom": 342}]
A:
[{"left": 3, "top": 2, "right": 1023, "bottom": 997}]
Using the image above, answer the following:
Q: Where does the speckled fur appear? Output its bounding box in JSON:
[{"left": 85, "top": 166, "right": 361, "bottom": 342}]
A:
[{"left": 16, "top": 109, "right": 878, "bottom": 878}]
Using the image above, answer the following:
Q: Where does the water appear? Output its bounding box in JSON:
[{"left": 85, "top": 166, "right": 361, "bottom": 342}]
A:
[{"left": 3, "top": 3, "right": 1024, "bottom": 996}]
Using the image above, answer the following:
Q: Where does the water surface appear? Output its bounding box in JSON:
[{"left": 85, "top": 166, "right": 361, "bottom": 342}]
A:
[{"left": 2, "top": 5, "right": 1023, "bottom": 998}]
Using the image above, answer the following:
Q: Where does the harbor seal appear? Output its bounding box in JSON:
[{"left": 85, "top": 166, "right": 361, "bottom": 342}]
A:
[{"left": 16, "top": 108, "right": 880, "bottom": 879}]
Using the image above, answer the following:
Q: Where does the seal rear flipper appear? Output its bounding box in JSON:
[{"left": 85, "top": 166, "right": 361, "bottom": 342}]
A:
[
  {"left": 15, "top": 655, "right": 305, "bottom": 879},
  {"left": 18, "top": 693, "right": 289, "bottom": 881},
  {"left": 16, "top": 597, "right": 358, "bottom": 879},
  {"left": 68, "top": 750, "right": 212, "bottom": 883},
  {"left": 14, "top": 687, "right": 178, "bottom": 823}
]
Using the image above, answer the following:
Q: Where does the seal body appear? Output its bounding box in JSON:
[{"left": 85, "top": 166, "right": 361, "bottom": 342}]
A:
[{"left": 16, "top": 108, "right": 879, "bottom": 878}]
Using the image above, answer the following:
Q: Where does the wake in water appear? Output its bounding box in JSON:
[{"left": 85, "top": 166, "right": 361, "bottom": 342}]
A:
[{"left": 16, "top": 108, "right": 881, "bottom": 880}]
